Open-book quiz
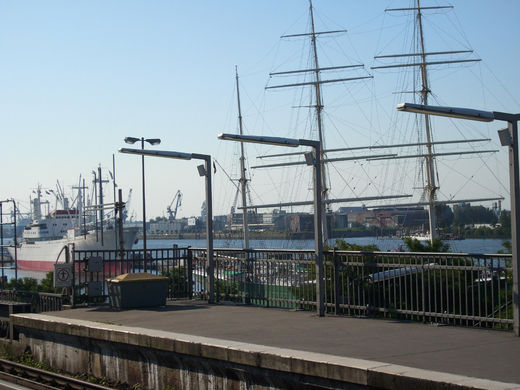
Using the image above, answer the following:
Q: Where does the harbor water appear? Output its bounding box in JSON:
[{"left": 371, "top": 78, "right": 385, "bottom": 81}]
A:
[{"left": 4, "top": 237, "right": 510, "bottom": 282}]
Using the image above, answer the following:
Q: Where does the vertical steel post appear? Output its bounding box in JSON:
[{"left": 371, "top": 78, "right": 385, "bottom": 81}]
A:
[
  {"left": 13, "top": 200, "right": 17, "bottom": 282},
  {"left": 0, "top": 202, "right": 4, "bottom": 289},
  {"left": 113, "top": 154, "right": 118, "bottom": 252},
  {"left": 187, "top": 248, "right": 193, "bottom": 299},
  {"left": 507, "top": 119, "right": 520, "bottom": 336},
  {"left": 118, "top": 189, "right": 125, "bottom": 273},
  {"left": 304, "top": 140, "right": 324, "bottom": 317},
  {"left": 333, "top": 248, "right": 340, "bottom": 315},
  {"left": 93, "top": 171, "right": 98, "bottom": 242},
  {"left": 200, "top": 155, "right": 215, "bottom": 304},
  {"left": 140, "top": 138, "right": 148, "bottom": 272},
  {"left": 98, "top": 166, "right": 104, "bottom": 247}
]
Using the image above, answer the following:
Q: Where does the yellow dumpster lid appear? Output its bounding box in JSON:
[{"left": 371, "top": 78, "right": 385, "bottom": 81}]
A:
[{"left": 108, "top": 272, "right": 169, "bottom": 283}]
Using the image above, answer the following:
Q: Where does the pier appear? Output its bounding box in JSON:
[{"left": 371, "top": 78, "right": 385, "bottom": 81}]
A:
[{"left": 10, "top": 301, "right": 520, "bottom": 389}]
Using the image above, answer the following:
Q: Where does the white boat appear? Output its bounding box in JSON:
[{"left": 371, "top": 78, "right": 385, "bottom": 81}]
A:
[
  {"left": 9, "top": 179, "right": 138, "bottom": 272},
  {"left": 11, "top": 227, "right": 139, "bottom": 272},
  {"left": 408, "top": 234, "right": 431, "bottom": 242}
]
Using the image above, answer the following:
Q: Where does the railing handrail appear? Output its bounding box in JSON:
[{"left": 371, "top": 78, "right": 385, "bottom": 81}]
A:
[{"left": 191, "top": 247, "right": 512, "bottom": 258}]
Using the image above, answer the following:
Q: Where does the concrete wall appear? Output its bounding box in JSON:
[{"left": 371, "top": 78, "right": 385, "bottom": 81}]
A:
[{"left": 10, "top": 314, "right": 506, "bottom": 390}]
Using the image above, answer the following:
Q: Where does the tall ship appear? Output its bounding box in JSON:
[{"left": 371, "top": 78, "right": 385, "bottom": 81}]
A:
[
  {"left": 8, "top": 171, "right": 139, "bottom": 272},
  {"left": 226, "top": 0, "right": 505, "bottom": 245}
]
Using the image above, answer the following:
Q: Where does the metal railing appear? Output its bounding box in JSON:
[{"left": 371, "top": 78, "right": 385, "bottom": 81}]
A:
[
  {"left": 71, "top": 246, "right": 192, "bottom": 304},
  {"left": 328, "top": 250, "right": 512, "bottom": 329},
  {"left": 190, "top": 248, "right": 513, "bottom": 330},
  {"left": 69, "top": 246, "right": 513, "bottom": 330},
  {"left": 0, "top": 290, "right": 64, "bottom": 313}
]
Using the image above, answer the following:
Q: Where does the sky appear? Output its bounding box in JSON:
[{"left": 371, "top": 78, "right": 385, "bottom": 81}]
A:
[{"left": 1, "top": 1, "right": 519, "bottom": 221}]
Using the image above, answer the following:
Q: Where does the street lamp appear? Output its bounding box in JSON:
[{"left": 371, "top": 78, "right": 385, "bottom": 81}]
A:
[
  {"left": 397, "top": 102, "right": 520, "bottom": 336},
  {"left": 119, "top": 147, "right": 215, "bottom": 304},
  {"left": 218, "top": 133, "right": 325, "bottom": 317},
  {"left": 123, "top": 137, "right": 161, "bottom": 270}
]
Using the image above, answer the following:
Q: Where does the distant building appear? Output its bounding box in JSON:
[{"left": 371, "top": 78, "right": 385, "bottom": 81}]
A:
[
  {"left": 289, "top": 213, "right": 314, "bottom": 233},
  {"left": 149, "top": 219, "right": 186, "bottom": 234}
]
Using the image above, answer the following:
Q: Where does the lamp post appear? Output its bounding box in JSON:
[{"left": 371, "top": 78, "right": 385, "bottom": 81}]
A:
[
  {"left": 119, "top": 147, "right": 215, "bottom": 304},
  {"left": 397, "top": 102, "right": 520, "bottom": 336},
  {"left": 123, "top": 137, "right": 161, "bottom": 271},
  {"left": 218, "top": 133, "right": 325, "bottom": 317}
]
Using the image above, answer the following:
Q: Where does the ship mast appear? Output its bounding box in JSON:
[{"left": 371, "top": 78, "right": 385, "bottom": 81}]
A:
[
  {"left": 265, "top": 0, "right": 372, "bottom": 245},
  {"left": 371, "top": 1, "right": 485, "bottom": 243},
  {"left": 308, "top": 2, "right": 329, "bottom": 242},
  {"left": 235, "top": 66, "right": 250, "bottom": 249},
  {"left": 416, "top": 0, "right": 438, "bottom": 241}
]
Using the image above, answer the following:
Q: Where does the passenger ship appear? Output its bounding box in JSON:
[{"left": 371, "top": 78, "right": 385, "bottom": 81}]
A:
[{"left": 8, "top": 185, "right": 138, "bottom": 272}]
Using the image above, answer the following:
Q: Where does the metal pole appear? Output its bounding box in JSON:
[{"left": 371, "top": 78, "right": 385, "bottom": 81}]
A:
[
  {"left": 118, "top": 189, "right": 125, "bottom": 274},
  {"left": 98, "top": 166, "right": 104, "bottom": 246},
  {"left": 113, "top": 154, "right": 118, "bottom": 252},
  {"left": 508, "top": 118, "right": 520, "bottom": 336},
  {"left": 13, "top": 200, "right": 17, "bottom": 282},
  {"left": 200, "top": 155, "right": 215, "bottom": 303},
  {"left": 298, "top": 138, "right": 324, "bottom": 316},
  {"left": 312, "top": 144, "right": 325, "bottom": 316},
  {"left": 141, "top": 138, "right": 148, "bottom": 271},
  {"left": 93, "top": 172, "right": 98, "bottom": 242},
  {"left": 0, "top": 202, "right": 3, "bottom": 289}
]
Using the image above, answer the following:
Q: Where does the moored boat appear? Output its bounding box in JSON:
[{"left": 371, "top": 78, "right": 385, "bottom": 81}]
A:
[{"left": 9, "top": 178, "right": 138, "bottom": 272}]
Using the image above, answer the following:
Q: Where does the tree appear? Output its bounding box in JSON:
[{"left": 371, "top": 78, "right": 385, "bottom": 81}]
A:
[
  {"left": 498, "top": 210, "right": 511, "bottom": 230},
  {"left": 332, "top": 239, "right": 379, "bottom": 251},
  {"left": 436, "top": 204, "right": 454, "bottom": 227},
  {"left": 403, "top": 237, "right": 450, "bottom": 252},
  {"left": 453, "top": 204, "right": 498, "bottom": 226}
]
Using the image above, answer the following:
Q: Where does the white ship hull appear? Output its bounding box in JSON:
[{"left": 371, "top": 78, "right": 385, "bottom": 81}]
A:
[{"left": 8, "top": 227, "right": 139, "bottom": 272}]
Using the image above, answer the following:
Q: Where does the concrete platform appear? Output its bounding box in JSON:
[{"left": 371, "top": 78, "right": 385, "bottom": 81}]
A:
[{"left": 11, "top": 300, "right": 520, "bottom": 389}]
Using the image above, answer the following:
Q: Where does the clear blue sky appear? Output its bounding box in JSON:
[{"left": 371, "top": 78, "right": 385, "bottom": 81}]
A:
[{"left": 1, "top": 1, "right": 518, "bottom": 220}]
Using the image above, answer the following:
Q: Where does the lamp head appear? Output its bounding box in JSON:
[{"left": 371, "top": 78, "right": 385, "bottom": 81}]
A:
[
  {"left": 145, "top": 138, "right": 161, "bottom": 146},
  {"left": 124, "top": 137, "right": 140, "bottom": 144},
  {"left": 304, "top": 151, "right": 315, "bottom": 166},
  {"left": 197, "top": 164, "right": 207, "bottom": 177},
  {"left": 498, "top": 128, "right": 512, "bottom": 146},
  {"left": 218, "top": 133, "right": 300, "bottom": 147},
  {"left": 119, "top": 148, "right": 192, "bottom": 160},
  {"left": 397, "top": 103, "right": 494, "bottom": 122}
]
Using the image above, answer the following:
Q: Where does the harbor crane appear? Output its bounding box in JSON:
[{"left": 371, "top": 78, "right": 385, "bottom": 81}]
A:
[{"left": 167, "top": 190, "right": 182, "bottom": 221}]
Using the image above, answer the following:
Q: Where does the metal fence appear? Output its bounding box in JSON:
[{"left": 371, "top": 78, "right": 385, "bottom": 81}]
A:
[
  {"left": 71, "top": 246, "right": 192, "bottom": 305},
  {"left": 190, "top": 248, "right": 513, "bottom": 330},
  {"left": 0, "top": 290, "right": 64, "bottom": 313},
  {"left": 328, "top": 250, "right": 512, "bottom": 329},
  {"left": 69, "top": 246, "right": 513, "bottom": 331}
]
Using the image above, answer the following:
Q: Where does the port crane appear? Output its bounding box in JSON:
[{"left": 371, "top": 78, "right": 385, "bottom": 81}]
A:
[{"left": 167, "top": 190, "right": 182, "bottom": 221}]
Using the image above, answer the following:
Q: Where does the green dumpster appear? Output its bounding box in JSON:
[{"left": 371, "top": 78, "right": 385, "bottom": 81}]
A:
[{"left": 107, "top": 273, "right": 169, "bottom": 309}]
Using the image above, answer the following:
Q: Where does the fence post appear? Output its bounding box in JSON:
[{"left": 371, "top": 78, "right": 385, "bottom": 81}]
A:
[
  {"left": 69, "top": 244, "right": 75, "bottom": 308},
  {"left": 245, "top": 249, "right": 252, "bottom": 305},
  {"left": 187, "top": 249, "right": 193, "bottom": 299},
  {"left": 421, "top": 255, "right": 426, "bottom": 323},
  {"left": 333, "top": 248, "right": 340, "bottom": 315},
  {"left": 117, "top": 189, "right": 125, "bottom": 274}
]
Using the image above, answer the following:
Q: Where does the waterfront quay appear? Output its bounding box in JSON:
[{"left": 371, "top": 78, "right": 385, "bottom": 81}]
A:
[
  {"left": 3, "top": 245, "right": 519, "bottom": 389},
  {"left": 11, "top": 301, "right": 520, "bottom": 389}
]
